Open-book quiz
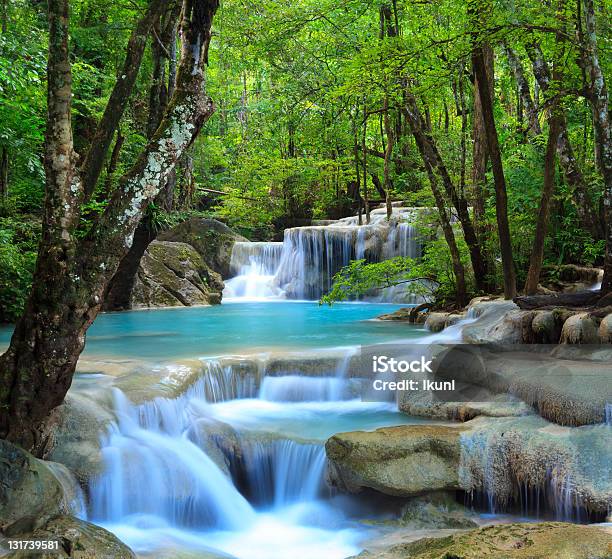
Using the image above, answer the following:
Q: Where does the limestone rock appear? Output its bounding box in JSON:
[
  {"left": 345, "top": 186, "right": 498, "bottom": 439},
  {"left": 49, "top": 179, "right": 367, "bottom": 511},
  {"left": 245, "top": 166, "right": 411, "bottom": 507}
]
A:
[
  {"left": 6, "top": 515, "right": 135, "bottom": 558},
  {"left": 325, "top": 425, "right": 467, "bottom": 497},
  {"left": 158, "top": 217, "right": 247, "bottom": 278},
  {"left": 0, "top": 440, "right": 68, "bottom": 536},
  {"left": 353, "top": 522, "right": 612, "bottom": 559},
  {"left": 560, "top": 313, "right": 600, "bottom": 344},
  {"left": 42, "top": 393, "right": 114, "bottom": 486},
  {"left": 398, "top": 494, "right": 478, "bottom": 529},
  {"left": 531, "top": 310, "right": 561, "bottom": 343},
  {"left": 132, "top": 240, "right": 224, "bottom": 308},
  {"left": 424, "top": 313, "right": 449, "bottom": 333},
  {"left": 599, "top": 314, "right": 612, "bottom": 343},
  {"left": 461, "top": 300, "right": 520, "bottom": 343},
  {"left": 376, "top": 307, "right": 415, "bottom": 322}
]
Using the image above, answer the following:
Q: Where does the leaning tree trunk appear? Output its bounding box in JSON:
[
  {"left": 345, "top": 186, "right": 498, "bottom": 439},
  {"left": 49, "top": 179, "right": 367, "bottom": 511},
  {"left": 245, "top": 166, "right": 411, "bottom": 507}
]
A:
[
  {"left": 525, "top": 40, "right": 603, "bottom": 239},
  {"left": 404, "top": 93, "right": 489, "bottom": 293},
  {"left": 471, "top": 35, "right": 517, "bottom": 299},
  {"left": 0, "top": 0, "right": 219, "bottom": 451},
  {"left": 524, "top": 111, "right": 561, "bottom": 294}
]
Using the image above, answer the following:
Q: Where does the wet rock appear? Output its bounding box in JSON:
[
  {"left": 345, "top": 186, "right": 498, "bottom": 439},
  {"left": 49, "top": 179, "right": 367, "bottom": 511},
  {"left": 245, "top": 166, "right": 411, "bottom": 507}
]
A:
[
  {"left": 326, "top": 416, "right": 612, "bottom": 518},
  {"left": 353, "top": 522, "right": 612, "bottom": 559},
  {"left": 461, "top": 300, "right": 520, "bottom": 343},
  {"left": 560, "top": 313, "right": 600, "bottom": 344},
  {"left": 6, "top": 515, "right": 135, "bottom": 558},
  {"left": 325, "top": 425, "right": 467, "bottom": 497},
  {"left": 424, "top": 313, "right": 449, "bottom": 333},
  {"left": 132, "top": 241, "right": 224, "bottom": 308},
  {"left": 531, "top": 310, "right": 561, "bottom": 343},
  {"left": 599, "top": 314, "right": 612, "bottom": 343},
  {"left": 42, "top": 393, "right": 114, "bottom": 486},
  {"left": 445, "top": 313, "right": 465, "bottom": 327},
  {"left": 185, "top": 418, "right": 241, "bottom": 476},
  {"left": 0, "top": 440, "right": 68, "bottom": 536},
  {"left": 377, "top": 308, "right": 415, "bottom": 322},
  {"left": 398, "top": 494, "right": 478, "bottom": 529},
  {"left": 158, "top": 217, "right": 247, "bottom": 278}
]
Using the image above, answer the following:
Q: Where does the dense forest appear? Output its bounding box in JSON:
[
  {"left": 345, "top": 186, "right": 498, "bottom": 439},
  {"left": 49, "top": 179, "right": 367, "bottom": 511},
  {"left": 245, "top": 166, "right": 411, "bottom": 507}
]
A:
[{"left": 0, "top": 0, "right": 610, "bottom": 444}]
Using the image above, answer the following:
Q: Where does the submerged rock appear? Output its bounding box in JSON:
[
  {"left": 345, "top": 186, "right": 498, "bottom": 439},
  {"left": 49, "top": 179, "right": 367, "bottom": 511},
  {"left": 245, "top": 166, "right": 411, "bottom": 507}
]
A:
[
  {"left": 6, "top": 515, "right": 135, "bottom": 558},
  {"left": 158, "top": 217, "right": 247, "bottom": 278},
  {"left": 353, "top": 522, "right": 612, "bottom": 559},
  {"left": 132, "top": 240, "right": 224, "bottom": 308}
]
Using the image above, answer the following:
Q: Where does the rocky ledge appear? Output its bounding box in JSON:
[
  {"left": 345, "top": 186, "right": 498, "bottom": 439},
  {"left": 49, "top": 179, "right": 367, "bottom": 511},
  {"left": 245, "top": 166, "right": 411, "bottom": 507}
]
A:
[
  {"left": 353, "top": 522, "right": 612, "bottom": 559},
  {"left": 326, "top": 417, "right": 612, "bottom": 518}
]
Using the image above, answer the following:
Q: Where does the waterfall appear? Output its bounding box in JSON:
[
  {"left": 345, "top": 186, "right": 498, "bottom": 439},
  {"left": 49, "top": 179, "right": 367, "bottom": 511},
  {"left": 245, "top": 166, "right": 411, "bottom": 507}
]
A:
[
  {"left": 605, "top": 403, "right": 612, "bottom": 426},
  {"left": 89, "top": 388, "right": 256, "bottom": 529},
  {"left": 259, "top": 376, "right": 347, "bottom": 402},
  {"left": 233, "top": 438, "right": 327, "bottom": 508},
  {"left": 224, "top": 207, "right": 423, "bottom": 301}
]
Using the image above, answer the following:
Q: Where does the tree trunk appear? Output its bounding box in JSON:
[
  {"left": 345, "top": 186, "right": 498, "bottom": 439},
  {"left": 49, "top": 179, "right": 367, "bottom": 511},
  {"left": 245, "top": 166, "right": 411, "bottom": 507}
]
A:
[
  {"left": 0, "top": 0, "right": 219, "bottom": 451},
  {"left": 362, "top": 102, "right": 370, "bottom": 224},
  {"left": 525, "top": 40, "right": 603, "bottom": 239},
  {"left": 472, "top": 40, "right": 517, "bottom": 299},
  {"left": 0, "top": 146, "right": 7, "bottom": 197},
  {"left": 524, "top": 113, "right": 561, "bottom": 294},
  {"left": 411, "top": 131, "right": 467, "bottom": 306},
  {"left": 383, "top": 96, "right": 394, "bottom": 220},
  {"left": 581, "top": 0, "right": 612, "bottom": 293},
  {"left": 105, "top": 5, "right": 181, "bottom": 310},
  {"left": 504, "top": 44, "right": 541, "bottom": 135},
  {"left": 404, "top": 93, "right": 489, "bottom": 293},
  {"left": 471, "top": 43, "right": 493, "bottom": 236}
]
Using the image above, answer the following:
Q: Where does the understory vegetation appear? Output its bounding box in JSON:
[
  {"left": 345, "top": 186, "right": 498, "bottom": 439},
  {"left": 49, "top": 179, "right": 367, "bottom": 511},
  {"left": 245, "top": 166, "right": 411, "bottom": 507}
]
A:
[{"left": 0, "top": 0, "right": 610, "bottom": 317}]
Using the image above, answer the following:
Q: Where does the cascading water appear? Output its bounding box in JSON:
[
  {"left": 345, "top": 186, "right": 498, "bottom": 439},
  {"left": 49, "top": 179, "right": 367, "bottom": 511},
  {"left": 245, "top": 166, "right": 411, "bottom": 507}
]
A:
[
  {"left": 224, "top": 207, "right": 423, "bottom": 301},
  {"left": 86, "top": 349, "right": 413, "bottom": 559}
]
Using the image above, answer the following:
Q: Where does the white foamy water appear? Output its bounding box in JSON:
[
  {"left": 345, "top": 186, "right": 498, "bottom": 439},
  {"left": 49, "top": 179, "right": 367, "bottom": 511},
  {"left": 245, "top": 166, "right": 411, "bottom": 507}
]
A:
[{"left": 224, "top": 207, "right": 423, "bottom": 302}]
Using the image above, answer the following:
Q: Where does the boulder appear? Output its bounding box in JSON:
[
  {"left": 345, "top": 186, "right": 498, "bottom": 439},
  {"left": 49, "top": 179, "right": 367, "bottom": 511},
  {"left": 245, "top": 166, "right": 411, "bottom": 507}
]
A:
[
  {"left": 353, "top": 522, "right": 612, "bottom": 559},
  {"left": 445, "top": 313, "right": 465, "bottom": 327},
  {"left": 0, "top": 440, "right": 68, "bottom": 536},
  {"left": 530, "top": 310, "right": 561, "bottom": 343},
  {"left": 7, "top": 515, "right": 135, "bottom": 558},
  {"left": 132, "top": 240, "right": 224, "bottom": 308},
  {"left": 158, "top": 217, "right": 247, "bottom": 278},
  {"left": 325, "top": 425, "right": 467, "bottom": 497},
  {"left": 461, "top": 300, "right": 520, "bottom": 343},
  {"left": 326, "top": 417, "right": 612, "bottom": 517},
  {"left": 424, "top": 313, "right": 449, "bottom": 333},
  {"left": 42, "top": 393, "right": 114, "bottom": 486},
  {"left": 376, "top": 307, "right": 415, "bottom": 322},
  {"left": 559, "top": 313, "right": 600, "bottom": 344},
  {"left": 599, "top": 314, "right": 612, "bottom": 343}
]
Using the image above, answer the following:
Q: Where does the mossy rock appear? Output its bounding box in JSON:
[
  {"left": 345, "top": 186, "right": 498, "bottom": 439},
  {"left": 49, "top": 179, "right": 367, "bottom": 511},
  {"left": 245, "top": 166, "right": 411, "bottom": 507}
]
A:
[
  {"left": 132, "top": 240, "right": 223, "bottom": 308},
  {"left": 0, "top": 440, "right": 67, "bottom": 536},
  {"left": 354, "top": 522, "right": 612, "bottom": 558},
  {"left": 4, "top": 515, "right": 135, "bottom": 558},
  {"left": 158, "top": 217, "right": 247, "bottom": 278}
]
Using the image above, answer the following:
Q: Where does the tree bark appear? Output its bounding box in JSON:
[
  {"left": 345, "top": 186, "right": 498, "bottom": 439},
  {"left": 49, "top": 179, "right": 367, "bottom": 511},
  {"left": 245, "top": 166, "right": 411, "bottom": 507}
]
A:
[
  {"left": 404, "top": 93, "right": 489, "bottom": 293},
  {"left": 472, "top": 37, "right": 517, "bottom": 299},
  {"left": 383, "top": 96, "right": 394, "bottom": 220},
  {"left": 80, "top": 0, "right": 169, "bottom": 199},
  {"left": 524, "top": 113, "right": 561, "bottom": 294},
  {"left": 411, "top": 130, "right": 467, "bottom": 306},
  {"left": 362, "top": 102, "right": 370, "bottom": 224},
  {"left": 504, "top": 44, "right": 541, "bottom": 135},
  {"left": 525, "top": 40, "right": 603, "bottom": 239},
  {"left": 581, "top": 0, "right": 612, "bottom": 293},
  {"left": 471, "top": 43, "right": 493, "bottom": 246},
  {"left": 0, "top": 0, "right": 219, "bottom": 450}
]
